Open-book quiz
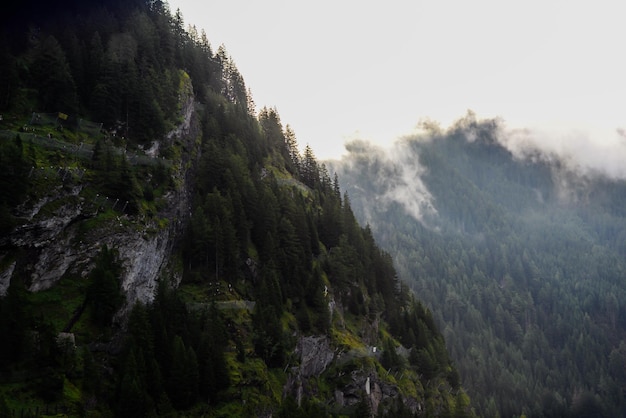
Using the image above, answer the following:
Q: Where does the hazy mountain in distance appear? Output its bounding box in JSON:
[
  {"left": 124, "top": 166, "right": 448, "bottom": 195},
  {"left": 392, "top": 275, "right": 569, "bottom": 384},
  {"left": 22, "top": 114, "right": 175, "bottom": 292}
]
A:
[{"left": 331, "top": 112, "right": 626, "bottom": 417}]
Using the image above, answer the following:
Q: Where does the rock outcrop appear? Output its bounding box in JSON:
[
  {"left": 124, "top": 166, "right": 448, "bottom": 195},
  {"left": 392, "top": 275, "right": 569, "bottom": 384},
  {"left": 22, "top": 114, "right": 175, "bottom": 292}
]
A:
[
  {"left": 0, "top": 87, "right": 199, "bottom": 315},
  {"left": 298, "top": 336, "right": 335, "bottom": 378},
  {"left": 283, "top": 334, "right": 421, "bottom": 416}
]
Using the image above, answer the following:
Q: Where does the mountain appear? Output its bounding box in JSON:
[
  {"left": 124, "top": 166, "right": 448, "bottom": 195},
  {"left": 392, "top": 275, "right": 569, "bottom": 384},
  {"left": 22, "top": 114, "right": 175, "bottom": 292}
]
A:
[
  {"left": 0, "top": 1, "right": 474, "bottom": 416},
  {"left": 332, "top": 113, "right": 626, "bottom": 417}
]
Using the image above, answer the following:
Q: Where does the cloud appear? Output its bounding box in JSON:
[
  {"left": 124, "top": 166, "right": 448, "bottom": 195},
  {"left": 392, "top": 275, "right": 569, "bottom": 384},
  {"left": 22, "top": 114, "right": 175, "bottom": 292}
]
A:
[
  {"left": 337, "top": 139, "right": 437, "bottom": 224},
  {"left": 420, "top": 110, "right": 626, "bottom": 182},
  {"left": 334, "top": 112, "right": 626, "bottom": 227},
  {"left": 497, "top": 124, "right": 626, "bottom": 180}
]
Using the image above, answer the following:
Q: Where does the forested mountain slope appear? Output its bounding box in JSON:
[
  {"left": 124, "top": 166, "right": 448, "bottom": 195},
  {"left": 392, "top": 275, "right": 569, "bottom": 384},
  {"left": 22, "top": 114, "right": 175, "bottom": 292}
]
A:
[
  {"left": 0, "top": 1, "right": 473, "bottom": 416},
  {"left": 333, "top": 113, "right": 626, "bottom": 417}
]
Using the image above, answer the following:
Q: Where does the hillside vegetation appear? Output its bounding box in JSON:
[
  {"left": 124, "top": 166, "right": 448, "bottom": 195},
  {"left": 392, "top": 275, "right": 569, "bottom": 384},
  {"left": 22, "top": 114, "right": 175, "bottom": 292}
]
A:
[
  {"left": 0, "top": 1, "right": 473, "bottom": 416},
  {"left": 334, "top": 113, "right": 626, "bottom": 417}
]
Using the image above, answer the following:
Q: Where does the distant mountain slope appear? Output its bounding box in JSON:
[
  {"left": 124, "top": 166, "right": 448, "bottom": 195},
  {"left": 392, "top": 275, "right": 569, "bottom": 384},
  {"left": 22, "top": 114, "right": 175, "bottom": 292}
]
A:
[{"left": 333, "top": 113, "right": 626, "bottom": 417}]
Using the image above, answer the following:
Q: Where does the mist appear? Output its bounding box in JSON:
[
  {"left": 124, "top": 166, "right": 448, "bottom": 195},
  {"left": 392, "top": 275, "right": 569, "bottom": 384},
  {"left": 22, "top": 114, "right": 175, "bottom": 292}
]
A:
[
  {"left": 332, "top": 111, "right": 626, "bottom": 226},
  {"left": 331, "top": 139, "right": 437, "bottom": 225},
  {"left": 498, "top": 124, "right": 626, "bottom": 180},
  {"left": 411, "top": 112, "right": 626, "bottom": 179}
]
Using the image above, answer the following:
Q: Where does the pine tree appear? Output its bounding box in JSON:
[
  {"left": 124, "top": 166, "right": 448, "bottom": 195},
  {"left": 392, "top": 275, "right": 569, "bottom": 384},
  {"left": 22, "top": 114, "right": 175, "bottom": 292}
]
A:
[
  {"left": 86, "top": 246, "right": 124, "bottom": 328},
  {"left": 117, "top": 351, "right": 148, "bottom": 418},
  {"left": 284, "top": 124, "right": 300, "bottom": 174},
  {"left": 0, "top": 395, "right": 11, "bottom": 418},
  {"left": 197, "top": 303, "right": 230, "bottom": 400},
  {"left": 115, "top": 155, "right": 142, "bottom": 214},
  {"left": 0, "top": 135, "right": 29, "bottom": 208},
  {"left": 0, "top": 277, "right": 29, "bottom": 369},
  {"left": 167, "top": 336, "right": 198, "bottom": 409},
  {"left": 29, "top": 35, "right": 78, "bottom": 112},
  {"left": 252, "top": 300, "right": 285, "bottom": 367},
  {"left": 301, "top": 145, "right": 318, "bottom": 189}
]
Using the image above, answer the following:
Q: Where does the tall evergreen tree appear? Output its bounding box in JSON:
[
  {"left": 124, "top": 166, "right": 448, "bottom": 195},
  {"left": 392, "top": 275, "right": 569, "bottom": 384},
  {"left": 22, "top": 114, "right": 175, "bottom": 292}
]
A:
[
  {"left": 300, "top": 144, "right": 319, "bottom": 189},
  {"left": 0, "top": 277, "right": 29, "bottom": 370},
  {"left": 86, "top": 246, "right": 124, "bottom": 328},
  {"left": 29, "top": 35, "right": 78, "bottom": 112}
]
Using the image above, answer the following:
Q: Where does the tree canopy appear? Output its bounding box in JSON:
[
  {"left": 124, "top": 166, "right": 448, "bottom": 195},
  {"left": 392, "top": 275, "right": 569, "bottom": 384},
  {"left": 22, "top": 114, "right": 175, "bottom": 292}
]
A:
[{"left": 335, "top": 114, "right": 626, "bottom": 417}]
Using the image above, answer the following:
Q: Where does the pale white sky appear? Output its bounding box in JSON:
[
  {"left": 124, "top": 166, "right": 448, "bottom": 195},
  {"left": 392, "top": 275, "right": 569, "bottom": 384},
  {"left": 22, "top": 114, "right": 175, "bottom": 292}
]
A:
[{"left": 168, "top": 0, "right": 626, "bottom": 160}]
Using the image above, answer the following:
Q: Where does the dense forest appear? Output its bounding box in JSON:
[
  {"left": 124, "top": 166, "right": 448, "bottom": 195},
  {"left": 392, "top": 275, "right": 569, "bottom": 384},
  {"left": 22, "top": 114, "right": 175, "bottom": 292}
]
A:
[
  {"left": 0, "top": 1, "right": 473, "bottom": 416},
  {"left": 333, "top": 113, "right": 626, "bottom": 417}
]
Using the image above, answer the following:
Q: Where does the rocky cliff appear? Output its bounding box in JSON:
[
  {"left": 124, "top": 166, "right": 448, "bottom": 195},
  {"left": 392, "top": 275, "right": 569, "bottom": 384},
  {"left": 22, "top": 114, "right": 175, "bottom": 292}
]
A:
[
  {"left": 0, "top": 87, "right": 199, "bottom": 319},
  {"left": 281, "top": 334, "right": 428, "bottom": 415}
]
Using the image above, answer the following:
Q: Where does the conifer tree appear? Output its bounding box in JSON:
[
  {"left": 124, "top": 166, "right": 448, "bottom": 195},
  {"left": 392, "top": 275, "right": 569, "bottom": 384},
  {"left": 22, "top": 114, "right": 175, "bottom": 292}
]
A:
[
  {"left": 0, "top": 277, "right": 28, "bottom": 370},
  {"left": 284, "top": 124, "right": 300, "bottom": 174},
  {"left": 167, "top": 335, "right": 199, "bottom": 408},
  {"left": 86, "top": 246, "right": 124, "bottom": 328},
  {"left": 301, "top": 145, "right": 318, "bottom": 189},
  {"left": 116, "top": 155, "right": 142, "bottom": 214},
  {"left": 117, "top": 351, "right": 145, "bottom": 415},
  {"left": 29, "top": 35, "right": 78, "bottom": 112}
]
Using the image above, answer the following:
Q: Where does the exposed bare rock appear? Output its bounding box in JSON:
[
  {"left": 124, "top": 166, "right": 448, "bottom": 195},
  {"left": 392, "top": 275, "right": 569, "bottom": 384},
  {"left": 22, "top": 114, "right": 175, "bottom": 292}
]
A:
[
  {"left": 0, "top": 261, "right": 15, "bottom": 296},
  {"left": 0, "top": 86, "right": 198, "bottom": 324},
  {"left": 297, "top": 335, "right": 335, "bottom": 377},
  {"left": 282, "top": 334, "right": 421, "bottom": 416},
  {"left": 113, "top": 227, "right": 173, "bottom": 316},
  {"left": 4, "top": 192, "right": 88, "bottom": 292}
]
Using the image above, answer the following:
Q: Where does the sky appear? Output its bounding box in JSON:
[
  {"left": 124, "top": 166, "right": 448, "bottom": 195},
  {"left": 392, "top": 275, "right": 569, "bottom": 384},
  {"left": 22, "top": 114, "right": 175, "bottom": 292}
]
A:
[{"left": 167, "top": 0, "right": 626, "bottom": 160}]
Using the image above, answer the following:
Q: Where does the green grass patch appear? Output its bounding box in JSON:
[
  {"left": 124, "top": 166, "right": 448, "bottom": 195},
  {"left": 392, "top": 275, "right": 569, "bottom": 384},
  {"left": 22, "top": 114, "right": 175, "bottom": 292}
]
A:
[
  {"left": 396, "top": 370, "right": 421, "bottom": 399},
  {"left": 76, "top": 209, "right": 124, "bottom": 240},
  {"left": 28, "top": 274, "right": 88, "bottom": 333},
  {"left": 266, "top": 368, "right": 286, "bottom": 402},
  {"left": 177, "top": 282, "right": 210, "bottom": 304},
  {"left": 62, "top": 378, "right": 81, "bottom": 403},
  {"left": 179, "top": 279, "right": 244, "bottom": 303},
  {"left": 331, "top": 325, "right": 366, "bottom": 352},
  {"left": 0, "top": 381, "right": 63, "bottom": 418},
  {"left": 27, "top": 169, "right": 64, "bottom": 200},
  {"left": 280, "top": 310, "right": 297, "bottom": 333},
  {"left": 231, "top": 356, "right": 269, "bottom": 388},
  {"left": 32, "top": 195, "right": 81, "bottom": 221}
]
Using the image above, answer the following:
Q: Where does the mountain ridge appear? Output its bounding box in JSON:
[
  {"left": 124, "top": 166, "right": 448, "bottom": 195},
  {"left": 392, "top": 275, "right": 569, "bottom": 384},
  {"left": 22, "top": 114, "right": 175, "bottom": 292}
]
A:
[
  {"left": 0, "top": 1, "right": 474, "bottom": 416},
  {"left": 333, "top": 114, "right": 626, "bottom": 417}
]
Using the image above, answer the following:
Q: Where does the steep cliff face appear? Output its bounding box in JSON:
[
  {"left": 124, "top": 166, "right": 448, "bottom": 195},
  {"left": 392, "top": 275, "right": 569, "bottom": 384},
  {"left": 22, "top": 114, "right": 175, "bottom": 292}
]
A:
[
  {"left": 285, "top": 335, "right": 424, "bottom": 414},
  {"left": 0, "top": 3, "right": 478, "bottom": 412},
  {"left": 0, "top": 88, "right": 199, "bottom": 314}
]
